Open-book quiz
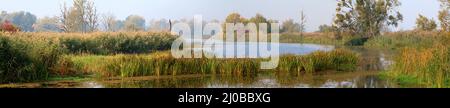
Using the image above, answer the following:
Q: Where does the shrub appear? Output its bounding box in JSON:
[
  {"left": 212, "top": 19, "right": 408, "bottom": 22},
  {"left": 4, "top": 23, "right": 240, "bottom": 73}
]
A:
[{"left": 0, "top": 20, "right": 20, "bottom": 33}]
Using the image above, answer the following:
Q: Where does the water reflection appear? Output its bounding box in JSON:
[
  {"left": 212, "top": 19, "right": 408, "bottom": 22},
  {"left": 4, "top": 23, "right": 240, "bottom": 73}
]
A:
[{"left": 76, "top": 71, "right": 398, "bottom": 88}]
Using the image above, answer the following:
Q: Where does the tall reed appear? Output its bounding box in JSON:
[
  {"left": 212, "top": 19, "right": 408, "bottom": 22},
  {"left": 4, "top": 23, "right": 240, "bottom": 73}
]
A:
[
  {"left": 388, "top": 44, "right": 450, "bottom": 87},
  {"left": 69, "top": 49, "right": 359, "bottom": 78},
  {"left": 0, "top": 34, "right": 63, "bottom": 83}
]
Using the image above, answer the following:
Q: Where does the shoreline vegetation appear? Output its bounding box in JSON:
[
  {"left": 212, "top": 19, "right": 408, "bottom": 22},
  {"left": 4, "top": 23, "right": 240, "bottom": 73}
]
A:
[
  {"left": 0, "top": 32, "right": 359, "bottom": 84},
  {"left": 1, "top": 0, "right": 450, "bottom": 88},
  {"left": 284, "top": 31, "right": 450, "bottom": 87},
  {"left": 69, "top": 49, "right": 358, "bottom": 78},
  {"left": 1, "top": 31, "right": 449, "bottom": 88}
]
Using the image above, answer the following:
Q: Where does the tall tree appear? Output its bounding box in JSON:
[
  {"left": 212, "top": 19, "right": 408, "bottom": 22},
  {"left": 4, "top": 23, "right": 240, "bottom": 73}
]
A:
[
  {"left": 60, "top": 0, "right": 98, "bottom": 33},
  {"left": 333, "top": 0, "right": 403, "bottom": 39},
  {"left": 416, "top": 14, "right": 437, "bottom": 31},
  {"left": 85, "top": 0, "right": 98, "bottom": 32},
  {"left": 299, "top": 10, "right": 307, "bottom": 37}
]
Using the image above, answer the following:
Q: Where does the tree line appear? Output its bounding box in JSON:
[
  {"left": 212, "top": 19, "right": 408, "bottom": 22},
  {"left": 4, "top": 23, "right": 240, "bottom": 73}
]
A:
[{"left": 1, "top": 0, "right": 449, "bottom": 36}]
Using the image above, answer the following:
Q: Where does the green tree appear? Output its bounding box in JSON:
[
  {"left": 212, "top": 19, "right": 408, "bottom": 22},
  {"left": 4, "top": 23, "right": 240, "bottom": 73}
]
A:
[
  {"left": 416, "top": 14, "right": 437, "bottom": 31},
  {"left": 249, "top": 13, "right": 270, "bottom": 31},
  {"left": 225, "top": 13, "right": 248, "bottom": 24},
  {"left": 124, "top": 15, "right": 146, "bottom": 31},
  {"left": 333, "top": 0, "right": 403, "bottom": 39},
  {"left": 249, "top": 13, "right": 268, "bottom": 24}
]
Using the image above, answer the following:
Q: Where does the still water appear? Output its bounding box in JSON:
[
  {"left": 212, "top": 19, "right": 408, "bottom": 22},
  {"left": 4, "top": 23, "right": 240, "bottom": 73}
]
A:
[{"left": 1, "top": 43, "right": 407, "bottom": 88}]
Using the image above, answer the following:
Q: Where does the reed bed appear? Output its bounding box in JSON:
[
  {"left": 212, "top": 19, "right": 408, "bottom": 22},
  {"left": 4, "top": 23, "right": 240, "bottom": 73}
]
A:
[
  {"left": 0, "top": 34, "right": 62, "bottom": 83},
  {"left": 365, "top": 31, "right": 450, "bottom": 50},
  {"left": 68, "top": 49, "right": 359, "bottom": 78},
  {"left": 1, "top": 32, "right": 176, "bottom": 54},
  {"left": 0, "top": 32, "right": 176, "bottom": 83},
  {"left": 387, "top": 44, "right": 450, "bottom": 87}
]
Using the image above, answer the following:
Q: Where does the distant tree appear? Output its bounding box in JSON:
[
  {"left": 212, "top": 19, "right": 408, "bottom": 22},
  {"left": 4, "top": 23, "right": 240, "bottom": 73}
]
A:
[
  {"left": 333, "top": 0, "right": 403, "bottom": 39},
  {"left": 416, "top": 14, "right": 437, "bottom": 31},
  {"left": 60, "top": 0, "right": 98, "bottom": 33},
  {"left": 124, "top": 15, "right": 146, "bottom": 31},
  {"left": 225, "top": 13, "right": 248, "bottom": 24},
  {"left": 101, "top": 13, "right": 117, "bottom": 32},
  {"left": 33, "top": 17, "right": 62, "bottom": 32},
  {"left": 249, "top": 13, "right": 271, "bottom": 32},
  {"left": 439, "top": 0, "right": 450, "bottom": 32},
  {"left": 317, "top": 24, "right": 334, "bottom": 33},
  {"left": 249, "top": 13, "right": 268, "bottom": 24},
  {"left": 281, "top": 19, "right": 300, "bottom": 33},
  {"left": 115, "top": 20, "right": 125, "bottom": 31},
  {"left": 148, "top": 19, "right": 170, "bottom": 32},
  {"left": 0, "top": 11, "right": 37, "bottom": 32}
]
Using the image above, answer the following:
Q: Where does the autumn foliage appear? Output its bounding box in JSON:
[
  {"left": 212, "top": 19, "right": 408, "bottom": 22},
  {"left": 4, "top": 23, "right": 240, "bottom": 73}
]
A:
[{"left": 0, "top": 20, "right": 20, "bottom": 33}]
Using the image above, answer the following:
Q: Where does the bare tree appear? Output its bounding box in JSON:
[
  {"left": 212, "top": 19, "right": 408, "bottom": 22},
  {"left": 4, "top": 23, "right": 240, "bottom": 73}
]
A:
[
  {"left": 59, "top": 2, "right": 69, "bottom": 32},
  {"left": 102, "top": 13, "right": 116, "bottom": 32},
  {"left": 85, "top": 1, "right": 98, "bottom": 32},
  {"left": 299, "top": 10, "right": 307, "bottom": 41},
  {"left": 59, "top": 0, "right": 98, "bottom": 33}
]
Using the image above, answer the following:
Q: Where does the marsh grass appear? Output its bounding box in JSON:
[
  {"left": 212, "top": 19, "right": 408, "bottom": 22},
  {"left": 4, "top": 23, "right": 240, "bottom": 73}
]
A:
[
  {"left": 0, "top": 34, "right": 62, "bottom": 83},
  {"left": 1, "top": 32, "right": 176, "bottom": 55},
  {"left": 365, "top": 31, "right": 449, "bottom": 50},
  {"left": 0, "top": 32, "right": 175, "bottom": 83},
  {"left": 68, "top": 49, "right": 359, "bottom": 78},
  {"left": 387, "top": 44, "right": 450, "bottom": 87},
  {"left": 367, "top": 31, "right": 450, "bottom": 87}
]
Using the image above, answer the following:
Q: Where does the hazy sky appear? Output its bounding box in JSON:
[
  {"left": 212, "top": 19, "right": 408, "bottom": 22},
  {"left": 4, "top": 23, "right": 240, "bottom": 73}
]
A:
[{"left": 0, "top": 0, "right": 442, "bottom": 31}]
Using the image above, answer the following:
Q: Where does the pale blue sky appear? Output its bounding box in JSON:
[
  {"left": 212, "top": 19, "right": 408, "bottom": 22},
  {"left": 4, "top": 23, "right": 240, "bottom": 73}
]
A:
[{"left": 0, "top": 0, "right": 442, "bottom": 31}]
